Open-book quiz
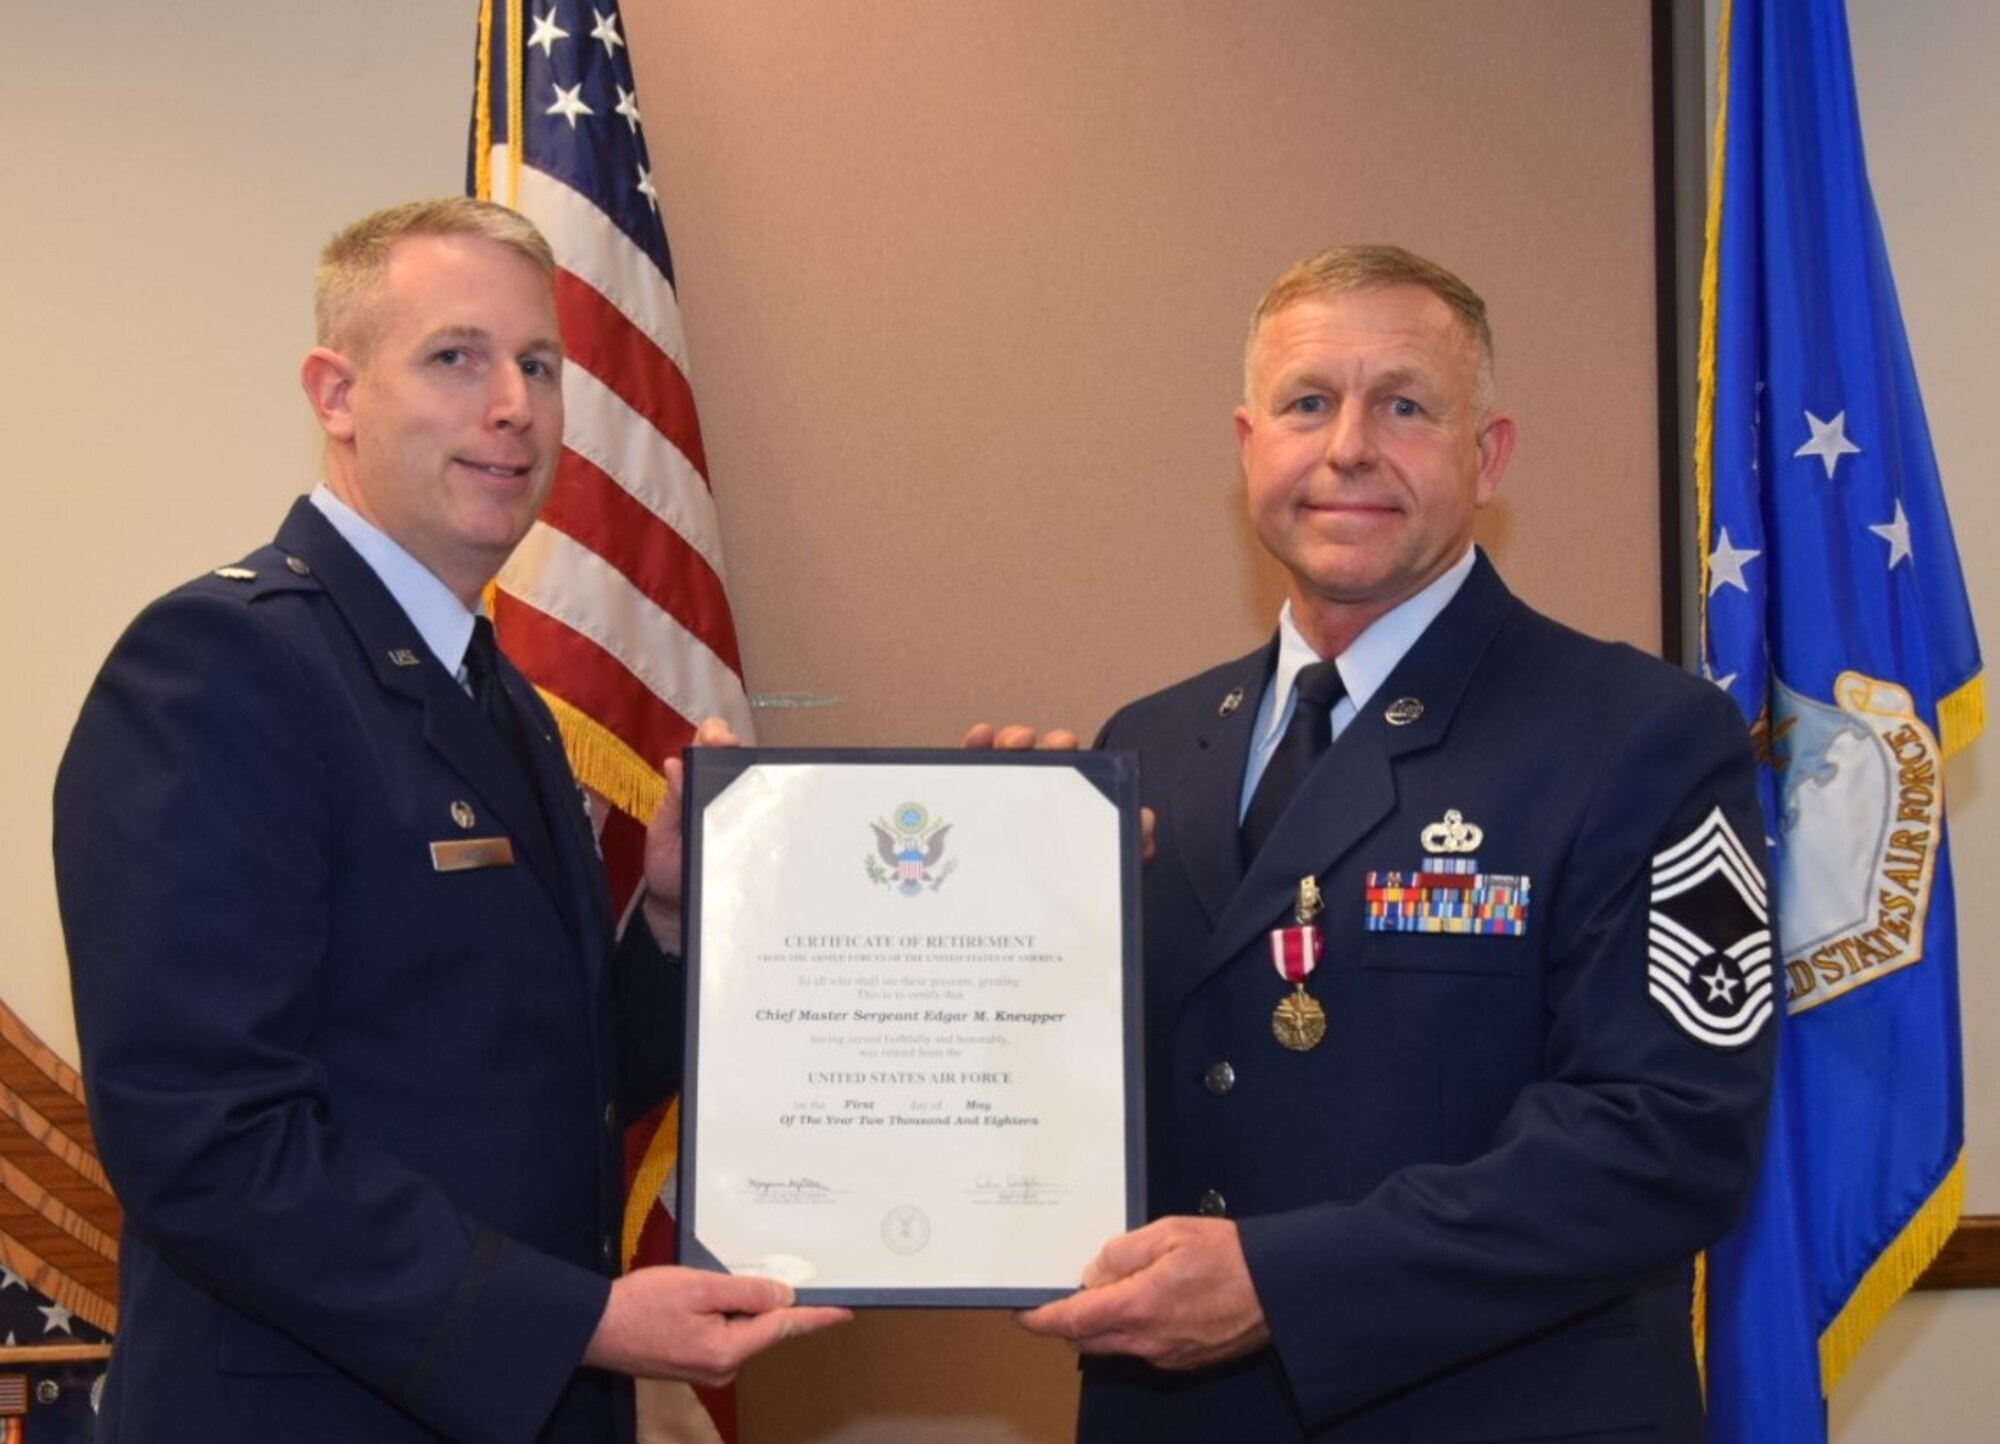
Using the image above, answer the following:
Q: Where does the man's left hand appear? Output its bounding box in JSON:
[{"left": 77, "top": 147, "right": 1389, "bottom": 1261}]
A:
[
  {"left": 1015, "top": 1217, "right": 1270, "bottom": 1370},
  {"left": 641, "top": 716, "right": 739, "bottom": 951}
]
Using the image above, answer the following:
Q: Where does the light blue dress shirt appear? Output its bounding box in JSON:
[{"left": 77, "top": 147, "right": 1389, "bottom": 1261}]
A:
[
  {"left": 309, "top": 485, "right": 484, "bottom": 690},
  {"left": 1239, "top": 545, "right": 1479, "bottom": 818}
]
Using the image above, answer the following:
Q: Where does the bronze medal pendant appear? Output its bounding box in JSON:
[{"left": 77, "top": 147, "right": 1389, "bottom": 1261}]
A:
[
  {"left": 1272, "top": 985, "right": 1326, "bottom": 1051},
  {"left": 1267, "top": 876, "right": 1328, "bottom": 1051}
]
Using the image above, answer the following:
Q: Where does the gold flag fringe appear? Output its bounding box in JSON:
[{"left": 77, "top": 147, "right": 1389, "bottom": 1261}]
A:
[
  {"left": 1938, "top": 673, "right": 1985, "bottom": 762},
  {"left": 1820, "top": 1153, "right": 1964, "bottom": 1392},
  {"left": 471, "top": 1, "right": 493, "bottom": 199},
  {"left": 537, "top": 690, "right": 668, "bottom": 824},
  {"left": 1692, "top": 1250, "right": 1710, "bottom": 1398}
]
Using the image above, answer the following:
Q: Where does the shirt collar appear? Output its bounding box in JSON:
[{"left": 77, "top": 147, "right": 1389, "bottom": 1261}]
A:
[
  {"left": 309, "top": 485, "right": 482, "bottom": 675},
  {"left": 1254, "top": 544, "right": 1479, "bottom": 751}
]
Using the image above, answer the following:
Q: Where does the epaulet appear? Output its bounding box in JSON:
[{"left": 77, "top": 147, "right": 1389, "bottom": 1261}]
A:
[{"left": 194, "top": 545, "right": 323, "bottom": 601}]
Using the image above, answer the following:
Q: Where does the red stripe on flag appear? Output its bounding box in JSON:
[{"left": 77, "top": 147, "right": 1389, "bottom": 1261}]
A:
[
  {"left": 537, "top": 449, "right": 746, "bottom": 676},
  {"left": 493, "top": 594, "right": 698, "bottom": 770},
  {"left": 556, "top": 270, "right": 710, "bottom": 483}
]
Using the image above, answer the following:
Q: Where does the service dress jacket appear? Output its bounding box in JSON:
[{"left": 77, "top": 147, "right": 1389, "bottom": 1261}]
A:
[
  {"left": 54, "top": 500, "right": 682, "bottom": 1444},
  {"left": 1078, "top": 554, "right": 1776, "bottom": 1443}
]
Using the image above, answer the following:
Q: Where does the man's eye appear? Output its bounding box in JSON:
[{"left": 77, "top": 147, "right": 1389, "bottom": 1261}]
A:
[
  {"left": 521, "top": 356, "right": 555, "bottom": 380},
  {"left": 1291, "top": 395, "right": 1328, "bottom": 415},
  {"left": 1389, "top": 397, "right": 1422, "bottom": 418},
  {"left": 435, "top": 348, "right": 468, "bottom": 366}
]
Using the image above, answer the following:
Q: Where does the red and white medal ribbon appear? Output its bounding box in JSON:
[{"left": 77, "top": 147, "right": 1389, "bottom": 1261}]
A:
[{"left": 1267, "top": 924, "right": 1323, "bottom": 986}]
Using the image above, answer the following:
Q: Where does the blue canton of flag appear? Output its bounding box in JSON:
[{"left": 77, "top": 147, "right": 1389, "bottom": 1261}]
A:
[
  {"left": 474, "top": 0, "right": 673, "bottom": 281},
  {"left": 1697, "top": 1, "right": 1983, "bottom": 1440}
]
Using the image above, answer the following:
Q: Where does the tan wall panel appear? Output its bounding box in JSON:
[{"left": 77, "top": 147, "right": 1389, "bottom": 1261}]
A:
[{"left": 627, "top": 0, "right": 1661, "bottom": 755}]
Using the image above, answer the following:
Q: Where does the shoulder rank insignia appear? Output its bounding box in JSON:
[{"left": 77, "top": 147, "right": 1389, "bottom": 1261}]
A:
[
  {"left": 1367, "top": 810, "right": 1527, "bottom": 936},
  {"left": 1647, "top": 806, "right": 1772, "bottom": 1048},
  {"left": 213, "top": 566, "right": 257, "bottom": 582}
]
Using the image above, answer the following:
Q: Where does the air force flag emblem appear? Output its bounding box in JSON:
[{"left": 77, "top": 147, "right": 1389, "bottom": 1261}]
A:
[{"left": 1647, "top": 807, "right": 1773, "bottom": 1048}]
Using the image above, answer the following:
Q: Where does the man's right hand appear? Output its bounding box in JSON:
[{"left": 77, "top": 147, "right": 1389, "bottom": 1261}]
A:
[
  {"left": 583, "top": 1266, "right": 850, "bottom": 1387},
  {"left": 963, "top": 722, "right": 1156, "bottom": 862},
  {"left": 960, "top": 722, "right": 1082, "bottom": 750}
]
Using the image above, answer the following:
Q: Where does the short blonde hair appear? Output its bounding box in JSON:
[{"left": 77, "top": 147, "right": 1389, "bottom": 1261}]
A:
[
  {"left": 1244, "top": 244, "right": 1495, "bottom": 411},
  {"left": 315, "top": 197, "right": 556, "bottom": 356}
]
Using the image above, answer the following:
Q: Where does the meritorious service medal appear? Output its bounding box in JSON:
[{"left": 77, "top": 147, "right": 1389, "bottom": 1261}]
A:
[{"left": 1269, "top": 875, "right": 1327, "bottom": 1051}]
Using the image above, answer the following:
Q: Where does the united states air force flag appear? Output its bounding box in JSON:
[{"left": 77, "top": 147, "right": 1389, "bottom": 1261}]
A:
[{"left": 1697, "top": 0, "right": 1982, "bottom": 1439}]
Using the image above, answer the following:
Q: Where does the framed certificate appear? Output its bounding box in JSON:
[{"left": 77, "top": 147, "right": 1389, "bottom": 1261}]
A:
[{"left": 677, "top": 748, "right": 1144, "bottom": 1306}]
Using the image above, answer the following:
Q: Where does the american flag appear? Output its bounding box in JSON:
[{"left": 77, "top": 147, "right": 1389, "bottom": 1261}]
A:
[
  {"left": 469, "top": 2, "right": 750, "bottom": 1436},
  {"left": 469, "top": 0, "right": 754, "bottom": 827}
]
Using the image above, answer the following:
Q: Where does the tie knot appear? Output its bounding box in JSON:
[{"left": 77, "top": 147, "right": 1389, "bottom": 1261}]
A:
[{"left": 1293, "top": 659, "right": 1344, "bottom": 714}]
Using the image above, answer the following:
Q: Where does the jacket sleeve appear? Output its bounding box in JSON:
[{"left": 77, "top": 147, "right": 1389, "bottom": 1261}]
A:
[
  {"left": 1236, "top": 679, "right": 1776, "bottom": 1426},
  {"left": 54, "top": 591, "right": 609, "bottom": 1444}
]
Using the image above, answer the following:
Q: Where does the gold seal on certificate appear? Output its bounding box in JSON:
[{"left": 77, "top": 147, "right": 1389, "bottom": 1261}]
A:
[{"left": 677, "top": 748, "right": 1143, "bottom": 1306}]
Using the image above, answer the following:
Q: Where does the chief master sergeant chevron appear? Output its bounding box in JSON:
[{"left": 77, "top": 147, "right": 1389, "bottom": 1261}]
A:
[
  {"left": 52, "top": 197, "right": 846, "bottom": 1444},
  {"left": 1006, "top": 245, "right": 1777, "bottom": 1441}
]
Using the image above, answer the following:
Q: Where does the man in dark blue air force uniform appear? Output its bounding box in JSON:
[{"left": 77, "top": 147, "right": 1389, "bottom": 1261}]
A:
[
  {"left": 1007, "top": 246, "right": 1777, "bottom": 1442},
  {"left": 54, "top": 197, "right": 844, "bottom": 1444}
]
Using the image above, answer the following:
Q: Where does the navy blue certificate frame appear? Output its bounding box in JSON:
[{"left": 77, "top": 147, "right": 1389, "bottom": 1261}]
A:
[{"left": 676, "top": 746, "right": 1145, "bottom": 1307}]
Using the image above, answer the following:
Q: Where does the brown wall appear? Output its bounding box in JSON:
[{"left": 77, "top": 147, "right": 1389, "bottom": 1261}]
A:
[
  {"left": 630, "top": 0, "right": 1663, "bottom": 757},
  {"left": 622, "top": 3, "right": 1664, "bottom": 1437}
]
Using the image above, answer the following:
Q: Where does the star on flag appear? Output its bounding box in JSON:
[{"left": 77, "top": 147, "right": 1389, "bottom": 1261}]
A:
[
  {"left": 527, "top": 9, "right": 568, "bottom": 56},
  {"left": 590, "top": 8, "right": 625, "bottom": 53},
  {"left": 1794, "top": 408, "right": 1862, "bottom": 478},
  {"left": 547, "top": 81, "right": 594, "bottom": 127},
  {"left": 1870, "top": 499, "right": 1913, "bottom": 569},
  {"left": 1708, "top": 526, "right": 1761, "bottom": 596},
  {"left": 38, "top": 1301, "right": 75, "bottom": 1335}
]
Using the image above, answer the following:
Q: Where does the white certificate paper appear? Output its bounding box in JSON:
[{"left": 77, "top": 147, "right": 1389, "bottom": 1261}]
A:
[{"left": 679, "top": 749, "right": 1143, "bottom": 1305}]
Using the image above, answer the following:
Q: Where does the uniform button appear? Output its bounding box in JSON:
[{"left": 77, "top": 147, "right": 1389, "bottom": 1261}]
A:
[
  {"left": 284, "top": 554, "right": 311, "bottom": 576},
  {"left": 604, "top": 1103, "right": 617, "bottom": 1134},
  {"left": 1203, "top": 1061, "right": 1236, "bottom": 1096},
  {"left": 1197, "top": 1188, "right": 1228, "bottom": 1218},
  {"left": 601, "top": 1234, "right": 616, "bottom": 1268}
]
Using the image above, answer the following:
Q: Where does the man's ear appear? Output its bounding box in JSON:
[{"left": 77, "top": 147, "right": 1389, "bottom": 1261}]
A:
[
  {"left": 1473, "top": 409, "right": 1517, "bottom": 507},
  {"left": 300, "top": 347, "right": 359, "bottom": 442}
]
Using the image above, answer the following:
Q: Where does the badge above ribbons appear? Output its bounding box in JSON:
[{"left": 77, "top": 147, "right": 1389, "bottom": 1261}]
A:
[{"left": 1365, "top": 810, "right": 1530, "bottom": 936}]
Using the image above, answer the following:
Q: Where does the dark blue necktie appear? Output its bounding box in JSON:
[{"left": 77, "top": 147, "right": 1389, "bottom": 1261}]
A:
[
  {"left": 464, "top": 616, "right": 537, "bottom": 783},
  {"left": 1241, "top": 659, "right": 1344, "bottom": 863}
]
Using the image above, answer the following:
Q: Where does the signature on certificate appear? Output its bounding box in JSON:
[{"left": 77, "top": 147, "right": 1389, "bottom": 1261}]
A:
[
  {"left": 746, "top": 1176, "right": 841, "bottom": 1205},
  {"left": 968, "top": 1173, "right": 1071, "bottom": 1206}
]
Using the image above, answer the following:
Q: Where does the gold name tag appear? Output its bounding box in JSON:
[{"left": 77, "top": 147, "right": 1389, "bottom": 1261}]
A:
[{"left": 430, "top": 836, "right": 516, "bottom": 872}]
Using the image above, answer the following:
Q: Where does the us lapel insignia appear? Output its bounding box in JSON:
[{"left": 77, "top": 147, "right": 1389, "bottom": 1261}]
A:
[
  {"left": 450, "top": 800, "right": 477, "bottom": 830},
  {"left": 1365, "top": 809, "right": 1529, "bottom": 936},
  {"left": 1646, "top": 806, "right": 1772, "bottom": 1048},
  {"left": 213, "top": 566, "right": 256, "bottom": 582},
  {"left": 387, "top": 648, "right": 421, "bottom": 668},
  {"left": 1218, "top": 687, "right": 1244, "bottom": 719},
  {"left": 1384, "top": 696, "right": 1425, "bottom": 726}
]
